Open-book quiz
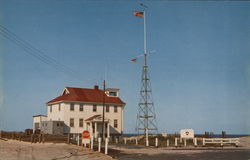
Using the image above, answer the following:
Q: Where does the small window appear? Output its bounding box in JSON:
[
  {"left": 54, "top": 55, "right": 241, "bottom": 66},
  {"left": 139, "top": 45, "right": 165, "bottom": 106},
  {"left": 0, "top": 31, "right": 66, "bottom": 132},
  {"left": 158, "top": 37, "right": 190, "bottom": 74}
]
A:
[
  {"left": 58, "top": 104, "right": 61, "bottom": 111},
  {"left": 93, "top": 104, "right": 97, "bottom": 112},
  {"left": 50, "top": 105, "right": 52, "bottom": 112},
  {"left": 106, "top": 105, "right": 109, "bottom": 112},
  {"left": 79, "top": 118, "right": 83, "bottom": 127},
  {"left": 109, "top": 92, "right": 117, "bottom": 96},
  {"left": 70, "top": 118, "right": 74, "bottom": 127},
  {"left": 114, "top": 106, "right": 118, "bottom": 113},
  {"left": 114, "top": 119, "right": 118, "bottom": 128},
  {"left": 70, "top": 103, "right": 74, "bottom": 111},
  {"left": 79, "top": 104, "right": 84, "bottom": 111},
  {"left": 57, "top": 122, "right": 59, "bottom": 127}
]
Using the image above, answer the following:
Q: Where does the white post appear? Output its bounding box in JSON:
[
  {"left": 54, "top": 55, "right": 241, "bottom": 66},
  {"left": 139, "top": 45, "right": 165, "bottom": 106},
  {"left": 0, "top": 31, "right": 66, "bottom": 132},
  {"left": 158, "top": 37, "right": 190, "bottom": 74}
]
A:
[
  {"left": 184, "top": 139, "right": 187, "bottom": 147},
  {"left": 155, "top": 138, "right": 158, "bottom": 147},
  {"left": 167, "top": 139, "right": 169, "bottom": 147},
  {"left": 180, "top": 138, "right": 182, "bottom": 143},
  {"left": 220, "top": 139, "right": 223, "bottom": 147},
  {"left": 136, "top": 138, "right": 138, "bottom": 145},
  {"left": 107, "top": 123, "right": 110, "bottom": 138},
  {"left": 115, "top": 137, "right": 118, "bottom": 144},
  {"left": 105, "top": 138, "right": 108, "bottom": 155},
  {"left": 194, "top": 138, "right": 197, "bottom": 147},
  {"left": 175, "top": 138, "right": 178, "bottom": 147},
  {"left": 98, "top": 137, "right": 101, "bottom": 152},
  {"left": 146, "top": 128, "right": 149, "bottom": 146},
  {"left": 202, "top": 138, "right": 205, "bottom": 146},
  {"left": 90, "top": 123, "right": 93, "bottom": 137},
  {"left": 124, "top": 138, "right": 127, "bottom": 144},
  {"left": 94, "top": 122, "right": 97, "bottom": 139},
  {"left": 91, "top": 136, "right": 94, "bottom": 150},
  {"left": 77, "top": 134, "right": 80, "bottom": 146}
]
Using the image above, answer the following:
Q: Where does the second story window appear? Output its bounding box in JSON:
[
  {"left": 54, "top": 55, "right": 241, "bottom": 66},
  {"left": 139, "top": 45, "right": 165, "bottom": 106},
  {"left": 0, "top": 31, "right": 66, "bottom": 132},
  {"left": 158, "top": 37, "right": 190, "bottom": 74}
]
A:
[
  {"left": 114, "top": 106, "right": 118, "bottom": 113},
  {"left": 50, "top": 105, "right": 52, "bottom": 113},
  {"left": 106, "top": 105, "right": 109, "bottom": 112},
  {"left": 70, "top": 103, "right": 74, "bottom": 111},
  {"left": 70, "top": 118, "right": 74, "bottom": 127},
  {"left": 79, "top": 104, "right": 84, "bottom": 111},
  {"left": 114, "top": 119, "right": 118, "bottom": 128},
  {"left": 58, "top": 104, "right": 61, "bottom": 111},
  {"left": 93, "top": 104, "right": 97, "bottom": 112},
  {"left": 79, "top": 118, "right": 83, "bottom": 127}
]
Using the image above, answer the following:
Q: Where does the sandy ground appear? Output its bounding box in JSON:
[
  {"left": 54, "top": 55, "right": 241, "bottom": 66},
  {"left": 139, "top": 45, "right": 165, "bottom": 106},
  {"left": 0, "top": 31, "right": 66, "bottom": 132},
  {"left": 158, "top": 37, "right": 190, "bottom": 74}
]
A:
[
  {"left": 108, "top": 136, "right": 250, "bottom": 160},
  {"left": 0, "top": 139, "right": 112, "bottom": 160},
  {"left": 1, "top": 137, "right": 250, "bottom": 160}
]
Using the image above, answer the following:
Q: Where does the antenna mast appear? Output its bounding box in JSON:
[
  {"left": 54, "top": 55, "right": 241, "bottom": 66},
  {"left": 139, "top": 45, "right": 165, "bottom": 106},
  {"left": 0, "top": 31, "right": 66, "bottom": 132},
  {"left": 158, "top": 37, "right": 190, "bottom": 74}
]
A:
[{"left": 136, "top": 4, "right": 158, "bottom": 146}]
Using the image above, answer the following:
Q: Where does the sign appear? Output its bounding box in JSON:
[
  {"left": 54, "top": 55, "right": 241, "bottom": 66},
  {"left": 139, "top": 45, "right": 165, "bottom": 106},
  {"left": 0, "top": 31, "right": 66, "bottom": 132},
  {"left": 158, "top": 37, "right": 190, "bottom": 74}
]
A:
[
  {"left": 82, "top": 130, "right": 91, "bottom": 145},
  {"left": 180, "top": 129, "right": 194, "bottom": 139},
  {"left": 82, "top": 130, "right": 90, "bottom": 139}
]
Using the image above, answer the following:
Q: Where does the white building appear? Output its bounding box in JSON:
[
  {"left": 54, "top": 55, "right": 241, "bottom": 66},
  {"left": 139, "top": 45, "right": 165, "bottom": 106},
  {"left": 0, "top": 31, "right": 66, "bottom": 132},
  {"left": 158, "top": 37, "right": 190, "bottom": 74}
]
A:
[{"left": 33, "top": 85, "right": 126, "bottom": 138}]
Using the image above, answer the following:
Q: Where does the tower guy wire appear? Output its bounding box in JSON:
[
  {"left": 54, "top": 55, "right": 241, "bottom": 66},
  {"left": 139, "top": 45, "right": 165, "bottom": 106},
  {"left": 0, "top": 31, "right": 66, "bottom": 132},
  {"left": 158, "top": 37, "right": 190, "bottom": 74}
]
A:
[{"left": 0, "top": 25, "right": 84, "bottom": 82}]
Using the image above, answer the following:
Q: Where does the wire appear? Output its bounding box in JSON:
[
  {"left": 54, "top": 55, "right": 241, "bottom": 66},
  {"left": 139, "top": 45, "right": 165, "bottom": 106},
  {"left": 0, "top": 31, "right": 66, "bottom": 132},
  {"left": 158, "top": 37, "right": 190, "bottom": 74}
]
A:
[{"left": 0, "top": 25, "right": 84, "bottom": 82}]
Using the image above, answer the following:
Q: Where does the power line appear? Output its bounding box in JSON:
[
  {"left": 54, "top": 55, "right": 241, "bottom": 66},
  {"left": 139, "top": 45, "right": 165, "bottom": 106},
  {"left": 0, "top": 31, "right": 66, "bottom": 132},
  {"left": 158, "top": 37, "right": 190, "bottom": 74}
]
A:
[{"left": 0, "top": 25, "right": 84, "bottom": 82}]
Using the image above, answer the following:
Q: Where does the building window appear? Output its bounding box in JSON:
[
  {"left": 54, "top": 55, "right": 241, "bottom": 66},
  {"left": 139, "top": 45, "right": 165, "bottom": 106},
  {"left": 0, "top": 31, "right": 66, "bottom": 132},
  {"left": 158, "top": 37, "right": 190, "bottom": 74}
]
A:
[
  {"left": 114, "top": 106, "right": 118, "bottom": 113},
  {"left": 109, "top": 92, "right": 117, "bottom": 97},
  {"left": 106, "top": 105, "right": 109, "bottom": 112},
  {"left": 93, "top": 104, "right": 97, "bottom": 112},
  {"left": 50, "top": 105, "right": 52, "bottom": 112},
  {"left": 79, "top": 104, "right": 84, "bottom": 111},
  {"left": 114, "top": 119, "right": 118, "bottom": 128},
  {"left": 57, "top": 122, "right": 60, "bottom": 127},
  {"left": 70, "top": 103, "right": 74, "bottom": 111},
  {"left": 58, "top": 104, "right": 61, "bottom": 111},
  {"left": 79, "top": 119, "right": 83, "bottom": 127},
  {"left": 70, "top": 118, "right": 74, "bottom": 127}
]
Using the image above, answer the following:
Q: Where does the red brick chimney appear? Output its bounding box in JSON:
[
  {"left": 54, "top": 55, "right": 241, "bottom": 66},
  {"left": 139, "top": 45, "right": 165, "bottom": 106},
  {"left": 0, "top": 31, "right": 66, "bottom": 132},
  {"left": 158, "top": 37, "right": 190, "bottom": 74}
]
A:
[{"left": 94, "top": 85, "right": 99, "bottom": 90}]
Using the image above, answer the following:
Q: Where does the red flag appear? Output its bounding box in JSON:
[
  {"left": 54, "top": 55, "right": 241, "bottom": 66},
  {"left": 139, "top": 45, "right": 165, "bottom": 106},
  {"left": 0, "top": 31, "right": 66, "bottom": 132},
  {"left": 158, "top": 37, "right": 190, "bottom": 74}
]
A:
[
  {"left": 131, "top": 58, "right": 137, "bottom": 62},
  {"left": 133, "top": 11, "right": 144, "bottom": 18}
]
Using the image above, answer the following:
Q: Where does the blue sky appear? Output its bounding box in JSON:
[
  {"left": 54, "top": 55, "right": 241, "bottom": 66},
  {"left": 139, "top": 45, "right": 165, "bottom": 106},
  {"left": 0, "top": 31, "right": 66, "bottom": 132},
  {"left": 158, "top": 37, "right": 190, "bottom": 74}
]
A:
[{"left": 0, "top": 0, "right": 249, "bottom": 134}]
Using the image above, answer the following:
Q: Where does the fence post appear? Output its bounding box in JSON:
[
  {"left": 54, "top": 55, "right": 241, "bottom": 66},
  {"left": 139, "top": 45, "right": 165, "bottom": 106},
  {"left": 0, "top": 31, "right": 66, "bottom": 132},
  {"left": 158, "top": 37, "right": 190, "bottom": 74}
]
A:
[
  {"left": 77, "top": 134, "right": 80, "bottom": 146},
  {"left": 98, "top": 137, "right": 101, "bottom": 152},
  {"left": 31, "top": 134, "right": 34, "bottom": 143},
  {"left": 67, "top": 134, "right": 70, "bottom": 144},
  {"left": 166, "top": 139, "right": 169, "bottom": 147},
  {"left": 184, "top": 139, "right": 187, "bottom": 147},
  {"left": 155, "top": 138, "right": 158, "bottom": 147},
  {"left": 202, "top": 138, "right": 205, "bottom": 146},
  {"left": 220, "top": 139, "right": 223, "bottom": 147},
  {"left": 124, "top": 138, "right": 127, "bottom": 144},
  {"left": 42, "top": 134, "right": 45, "bottom": 143},
  {"left": 91, "top": 136, "right": 94, "bottom": 150},
  {"left": 105, "top": 138, "right": 108, "bottom": 155},
  {"left": 194, "top": 138, "right": 197, "bottom": 147},
  {"left": 175, "top": 138, "right": 178, "bottom": 148},
  {"left": 136, "top": 138, "right": 138, "bottom": 145}
]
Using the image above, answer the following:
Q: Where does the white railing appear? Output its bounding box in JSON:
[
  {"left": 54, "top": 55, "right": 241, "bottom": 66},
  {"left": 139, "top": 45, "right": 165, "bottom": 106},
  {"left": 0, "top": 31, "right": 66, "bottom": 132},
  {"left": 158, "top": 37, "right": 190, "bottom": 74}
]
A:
[{"left": 202, "top": 138, "right": 239, "bottom": 146}]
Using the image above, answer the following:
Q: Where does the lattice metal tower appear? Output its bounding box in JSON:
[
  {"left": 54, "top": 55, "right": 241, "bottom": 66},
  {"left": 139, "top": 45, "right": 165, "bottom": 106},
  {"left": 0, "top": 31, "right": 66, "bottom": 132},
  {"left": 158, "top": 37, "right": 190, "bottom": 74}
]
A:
[{"left": 135, "top": 4, "right": 158, "bottom": 145}]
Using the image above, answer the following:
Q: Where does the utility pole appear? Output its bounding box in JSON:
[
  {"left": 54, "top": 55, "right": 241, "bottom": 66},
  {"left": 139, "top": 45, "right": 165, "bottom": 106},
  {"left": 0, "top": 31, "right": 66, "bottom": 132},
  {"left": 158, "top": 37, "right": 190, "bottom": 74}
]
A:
[
  {"left": 102, "top": 80, "right": 106, "bottom": 141},
  {"left": 135, "top": 4, "right": 158, "bottom": 146}
]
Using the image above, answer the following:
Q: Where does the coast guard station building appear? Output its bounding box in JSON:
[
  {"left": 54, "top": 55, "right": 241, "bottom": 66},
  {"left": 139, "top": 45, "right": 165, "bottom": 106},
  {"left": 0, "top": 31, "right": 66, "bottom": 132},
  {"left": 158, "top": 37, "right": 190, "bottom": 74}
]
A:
[{"left": 33, "top": 85, "right": 126, "bottom": 138}]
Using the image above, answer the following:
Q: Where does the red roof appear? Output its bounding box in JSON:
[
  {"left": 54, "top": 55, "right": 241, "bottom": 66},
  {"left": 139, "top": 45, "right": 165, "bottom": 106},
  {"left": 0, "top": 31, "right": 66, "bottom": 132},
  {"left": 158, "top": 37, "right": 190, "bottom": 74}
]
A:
[{"left": 47, "top": 87, "right": 125, "bottom": 105}]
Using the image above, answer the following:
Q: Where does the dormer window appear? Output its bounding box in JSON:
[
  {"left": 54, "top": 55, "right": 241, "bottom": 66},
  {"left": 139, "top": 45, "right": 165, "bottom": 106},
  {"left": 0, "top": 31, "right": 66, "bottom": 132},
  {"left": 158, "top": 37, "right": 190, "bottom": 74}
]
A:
[{"left": 109, "top": 92, "right": 117, "bottom": 97}]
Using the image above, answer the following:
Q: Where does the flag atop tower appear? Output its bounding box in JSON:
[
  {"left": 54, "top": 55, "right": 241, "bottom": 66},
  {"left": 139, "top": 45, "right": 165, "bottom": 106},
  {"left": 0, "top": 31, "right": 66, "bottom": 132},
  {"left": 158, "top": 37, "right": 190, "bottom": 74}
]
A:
[{"left": 133, "top": 11, "right": 144, "bottom": 18}]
